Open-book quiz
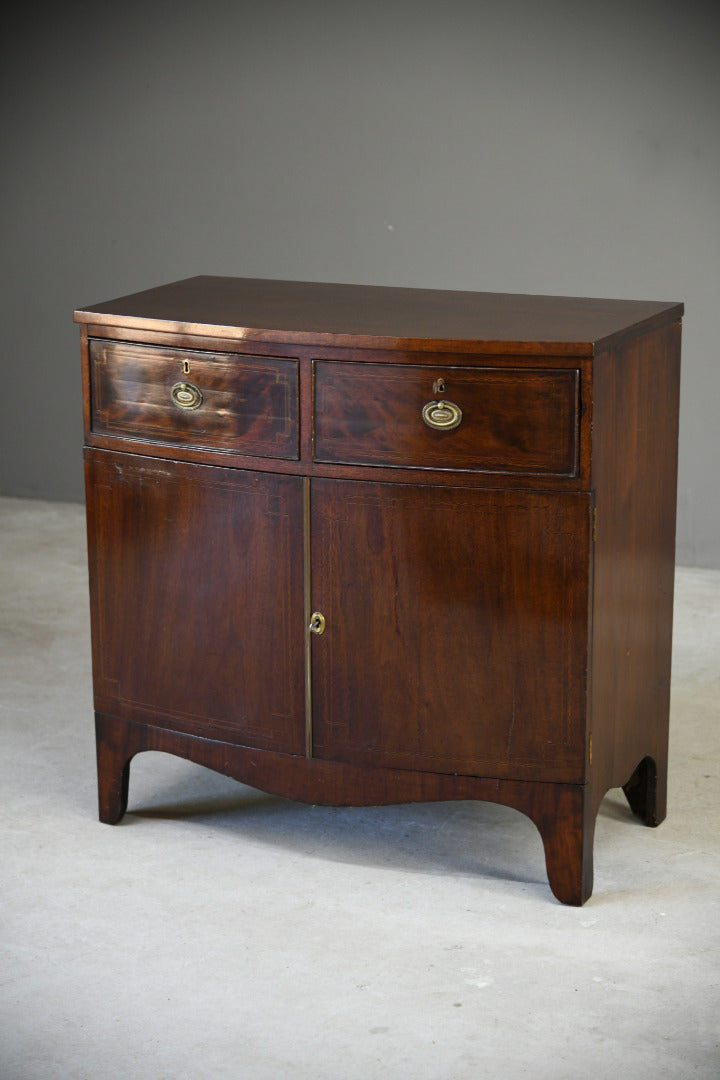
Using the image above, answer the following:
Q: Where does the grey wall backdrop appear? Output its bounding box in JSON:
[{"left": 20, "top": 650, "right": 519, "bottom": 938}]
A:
[{"left": 1, "top": 0, "right": 718, "bottom": 566}]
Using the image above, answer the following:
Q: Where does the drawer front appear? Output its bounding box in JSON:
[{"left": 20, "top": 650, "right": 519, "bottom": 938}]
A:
[
  {"left": 90, "top": 340, "right": 298, "bottom": 458},
  {"left": 314, "top": 362, "right": 579, "bottom": 475}
]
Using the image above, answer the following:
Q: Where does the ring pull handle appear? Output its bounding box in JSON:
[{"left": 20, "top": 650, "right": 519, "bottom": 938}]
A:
[
  {"left": 421, "top": 399, "right": 462, "bottom": 431},
  {"left": 171, "top": 382, "right": 203, "bottom": 410}
]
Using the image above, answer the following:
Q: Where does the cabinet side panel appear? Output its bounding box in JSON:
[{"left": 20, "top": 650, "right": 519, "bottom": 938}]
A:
[
  {"left": 589, "top": 321, "right": 681, "bottom": 798},
  {"left": 84, "top": 449, "right": 306, "bottom": 753}
]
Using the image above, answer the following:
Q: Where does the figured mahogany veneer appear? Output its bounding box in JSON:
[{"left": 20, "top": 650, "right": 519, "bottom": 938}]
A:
[
  {"left": 90, "top": 339, "right": 299, "bottom": 459},
  {"left": 314, "top": 362, "right": 579, "bottom": 475},
  {"left": 76, "top": 277, "right": 683, "bottom": 904}
]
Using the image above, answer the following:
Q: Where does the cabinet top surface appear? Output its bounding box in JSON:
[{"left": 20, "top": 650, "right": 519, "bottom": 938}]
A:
[{"left": 75, "top": 276, "right": 683, "bottom": 355}]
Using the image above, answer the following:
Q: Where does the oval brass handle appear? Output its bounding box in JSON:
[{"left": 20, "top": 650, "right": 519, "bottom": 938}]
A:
[
  {"left": 309, "top": 611, "right": 326, "bottom": 635},
  {"left": 422, "top": 399, "right": 462, "bottom": 431},
  {"left": 171, "top": 382, "right": 203, "bottom": 410}
]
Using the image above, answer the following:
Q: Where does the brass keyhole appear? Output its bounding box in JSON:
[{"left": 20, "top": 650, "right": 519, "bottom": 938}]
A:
[
  {"left": 433, "top": 378, "right": 446, "bottom": 394},
  {"left": 309, "top": 612, "right": 326, "bottom": 635}
]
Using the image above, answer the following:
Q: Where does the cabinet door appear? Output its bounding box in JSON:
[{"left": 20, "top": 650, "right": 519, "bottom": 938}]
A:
[
  {"left": 310, "top": 478, "right": 590, "bottom": 783},
  {"left": 85, "top": 450, "right": 305, "bottom": 754}
]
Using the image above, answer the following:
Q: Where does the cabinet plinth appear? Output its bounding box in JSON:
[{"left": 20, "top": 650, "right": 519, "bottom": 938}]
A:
[{"left": 76, "top": 277, "right": 683, "bottom": 904}]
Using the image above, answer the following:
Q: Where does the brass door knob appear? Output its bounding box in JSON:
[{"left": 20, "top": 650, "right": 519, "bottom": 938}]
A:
[
  {"left": 171, "top": 382, "right": 203, "bottom": 410},
  {"left": 422, "top": 399, "right": 462, "bottom": 431}
]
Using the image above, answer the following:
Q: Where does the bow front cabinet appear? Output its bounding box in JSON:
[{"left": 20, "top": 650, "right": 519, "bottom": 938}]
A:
[{"left": 75, "top": 277, "right": 682, "bottom": 904}]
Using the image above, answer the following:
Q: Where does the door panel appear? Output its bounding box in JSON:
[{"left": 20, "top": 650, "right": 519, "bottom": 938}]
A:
[
  {"left": 85, "top": 450, "right": 305, "bottom": 753},
  {"left": 311, "top": 478, "right": 590, "bottom": 783}
]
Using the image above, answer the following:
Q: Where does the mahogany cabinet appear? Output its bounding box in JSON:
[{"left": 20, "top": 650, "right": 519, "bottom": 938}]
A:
[{"left": 75, "top": 277, "right": 683, "bottom": 904}]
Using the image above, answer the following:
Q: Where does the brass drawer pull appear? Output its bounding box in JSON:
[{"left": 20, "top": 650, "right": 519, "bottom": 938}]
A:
[
  {"left": 422, "top": 399, "right": 462, "bottom": 431},
  {"left": 171, "top": 381, "right": 203, "bottom": 410},
  {"left": 309, "top": 611, "right": 326, "bottom": 635}
]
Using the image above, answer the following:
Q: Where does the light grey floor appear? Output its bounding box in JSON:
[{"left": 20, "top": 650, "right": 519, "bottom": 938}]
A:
[{"left": 1, "top": 496, "right": 719, "bottom": 1080}]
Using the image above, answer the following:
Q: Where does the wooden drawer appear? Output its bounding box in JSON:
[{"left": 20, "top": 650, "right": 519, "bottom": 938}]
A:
[
  {"left": 314, "top": 362, "right": 580, "bottom": 475},
  {"left": 89, "top": 340, "right": 299, "bottom": 459}
]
